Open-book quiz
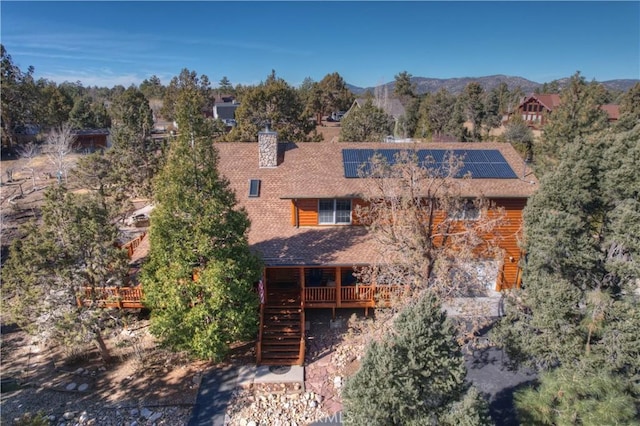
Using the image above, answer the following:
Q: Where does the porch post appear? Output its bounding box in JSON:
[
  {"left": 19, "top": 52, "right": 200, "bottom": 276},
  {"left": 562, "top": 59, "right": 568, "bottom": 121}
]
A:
[
  {"left": 299, "top": 267, "right": 305, "bottom": 307},
  {"left": 336, "top": 266, "right": 342, "bottom": 308},
  {"left": 262, "top": 268, "right": 268, "bottom": 304}
]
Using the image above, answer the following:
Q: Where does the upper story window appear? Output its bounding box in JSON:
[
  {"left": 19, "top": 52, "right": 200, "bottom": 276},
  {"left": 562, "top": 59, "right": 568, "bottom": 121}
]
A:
[
  {"left": 449, "top": 199, "right": 480, "bottom": 221},
  {"left": 319, "top": 199, "right": 352, "bottom": 224}
]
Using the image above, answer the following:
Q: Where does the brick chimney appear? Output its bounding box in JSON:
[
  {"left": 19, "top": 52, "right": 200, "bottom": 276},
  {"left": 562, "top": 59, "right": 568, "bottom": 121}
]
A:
[{"left": 258, "top": 125, "right": 278, "bottom": 168}]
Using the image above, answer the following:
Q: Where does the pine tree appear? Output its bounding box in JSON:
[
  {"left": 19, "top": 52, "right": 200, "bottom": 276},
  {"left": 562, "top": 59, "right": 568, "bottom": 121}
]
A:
[
  {"left": 536, "top": 72, "right": 610, "bottom": 175},
  {"left": 140, "top": 81, "right": 261, "bottom": 360},
  {"left": 339, "top": 99, "right": 394, "bottom": 142},
  {"left": 492, "top": 124, "right": 640, "bottom": 420},
  {"left": 2, "top": 186, "right": 129, "bottom": 361},
  {"left": 515, "top": 362, "right": 637, "bottom": 425},
  {"left": 342, "top": 293, "right": 491, "bottom": 425}
]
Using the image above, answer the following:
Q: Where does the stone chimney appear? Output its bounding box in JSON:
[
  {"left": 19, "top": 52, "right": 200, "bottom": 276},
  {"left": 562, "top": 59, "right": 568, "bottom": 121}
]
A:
[{"left": 258, "top": 125, "right": 278, "bottom": 168}]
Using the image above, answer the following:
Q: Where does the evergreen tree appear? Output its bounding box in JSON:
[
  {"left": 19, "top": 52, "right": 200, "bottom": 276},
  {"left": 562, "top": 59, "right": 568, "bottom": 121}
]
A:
[
  {"left": 1, "top": 44, "right": 39, "bottom": 148},
  {"left": 343, "top": 293, "right": 491, "bottom": 425},
  {"left": 229, "top": 71, "right": 317, "bottom": 142},
  {"left": 139, "top": 75, "right": 165, "bottom": 100},
  {"left": 462, "top": 82, "right": 485, "bottom": 141},
  {"left": 2, "top": 186, "right": 129, "bottom": 361},
  {"left": 537, "top": 72, "right": 609, "bottom": 175},
  {"left": 161, "top": 68, "right": 212, "bottom": 122},
  {"left": 515, "top": 362, "right": 637, "bottom": 425},
  {"left": 318, "top": 72, "right": 354, "bottom": 116},
  {"left": 615, "top": 82, "right": 640, "bottom": 131},
  {"left": 339, "top": 99, "right": 394, "bottom": 142},
  {"left": 492, "top": 124, "right": 640, "bottom": 419},
  {"left": 141, "top": 82, "right": 261, "bottom": 360},
  {"left": 77, "top": 87, "right": 163, "bottom": 204},
  {"left": 394, "top": 70, "right": 415, "bottom": 103}
]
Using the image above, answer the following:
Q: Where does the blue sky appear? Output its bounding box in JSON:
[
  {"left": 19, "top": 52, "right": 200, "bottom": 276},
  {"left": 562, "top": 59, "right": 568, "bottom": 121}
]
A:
[{"left": 1, "top": 1, "right": 638, "bottom": 89}]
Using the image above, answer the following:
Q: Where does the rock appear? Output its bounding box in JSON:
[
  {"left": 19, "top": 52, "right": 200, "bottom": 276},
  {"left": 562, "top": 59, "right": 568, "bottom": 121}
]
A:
[
  {"left": 48, "top": 415, "right": 57, "bottom": 422},
  {"left": 65, "top": 382, "right": 77, "bottom": 391},
  {"left": 333, "top": 376, "right": 342, "bottom": 389},
  {"left": 74, "top": 368, "right": 85, "bottom": 375},
  {"left": 129, "top": 421, "right": 138, "bottom": 426},
  {"left": 140, "top": 407, "right": 153, "bottom": 419},
  {"left": 63, "top": 411, "right": 75, "bottom": 420},
  {"left": 309, "top": 400, "right": 318, "bottom": 408},
  {"left": 148, "top": 412, "right": 163, "bottom": 423},
  {"left": 78, "top": 383, "right": 89, "bottom": 392},
  {"left": 247, "top": 421, "right": 257, "bottom": 426},
  {"left": 78, "top": 411, "right": 89, "bottom": 423},
  {"left": 130, "top": 408, "right": 139, "bottom": 417}
]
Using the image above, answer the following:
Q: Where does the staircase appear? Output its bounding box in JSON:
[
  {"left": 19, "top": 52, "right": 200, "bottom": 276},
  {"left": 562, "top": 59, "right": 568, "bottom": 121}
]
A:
[{"left": 258, "top": 285, "right": 304, "bottom": 365}]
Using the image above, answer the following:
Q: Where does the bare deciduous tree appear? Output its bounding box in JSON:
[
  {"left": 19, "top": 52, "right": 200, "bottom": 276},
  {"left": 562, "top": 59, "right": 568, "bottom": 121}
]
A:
[
  {"left": 45, "top": 123, "right": 76, "bottom": 184},
  {"left": 354, "top": 148, "right": 507, "bottom": 344},
  {"left": 16, "top": 141, "right": 40, "bottom": 190}
]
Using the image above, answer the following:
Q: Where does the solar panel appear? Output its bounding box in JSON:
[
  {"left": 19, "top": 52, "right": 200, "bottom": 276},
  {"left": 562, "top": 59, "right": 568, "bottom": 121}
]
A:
[{"left": 342, "top": 148, "right": 517, "bottom": 179}]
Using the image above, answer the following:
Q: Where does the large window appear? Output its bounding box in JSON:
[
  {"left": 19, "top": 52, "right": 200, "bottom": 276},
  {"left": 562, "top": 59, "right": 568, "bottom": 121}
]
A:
[
  {"left": 319, "top": 199, "right": 352, "bottom": 224},
  {"left": 449, "top": 199, "right": 480, "bottom": 221}
]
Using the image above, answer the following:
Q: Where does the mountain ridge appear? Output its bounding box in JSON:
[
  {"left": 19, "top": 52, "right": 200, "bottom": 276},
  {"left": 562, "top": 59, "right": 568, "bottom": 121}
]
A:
[{"left": 346, "top": 74, "right": 639, "bottom": 96}]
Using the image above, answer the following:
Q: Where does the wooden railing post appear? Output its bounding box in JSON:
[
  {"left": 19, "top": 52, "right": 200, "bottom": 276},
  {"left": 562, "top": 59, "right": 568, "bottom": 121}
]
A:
[
  {"left": 298, "top": 303, "right": 305, "bottom": 365},
  {"left": 300, "top": 267, "right": 305, "bottom": 308},
  {"left": 336, "top": 266, "right": 342, "bottom": 308},
  {"left": 257, "top": 303, "right": 265, "bottom": 365}
]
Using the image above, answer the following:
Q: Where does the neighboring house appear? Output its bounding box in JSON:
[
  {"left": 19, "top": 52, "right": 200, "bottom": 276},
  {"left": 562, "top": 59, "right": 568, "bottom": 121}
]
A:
[
  {"left": 344, "top": 98, "right": 407, "bottom": 136},
  {"left": 213, "top": 96, "right": 240, "bottom": 128},
  {"left": 72, "top": 129, "right": 111, "bottom": 152},
  {"left": 346, "top": 98, "right": 407, "bottom": 121},
  {"left": 215, "top": 132, "right": 538, "bottom": 364},
  {"left": 514, "top": 93, "right": 619, "bottom": 128}
]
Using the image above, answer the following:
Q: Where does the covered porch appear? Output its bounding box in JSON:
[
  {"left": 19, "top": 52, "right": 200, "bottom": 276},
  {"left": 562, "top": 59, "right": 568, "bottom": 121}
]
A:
[{"left": 264, "top": 266, "right": 410, "bottom": 316}]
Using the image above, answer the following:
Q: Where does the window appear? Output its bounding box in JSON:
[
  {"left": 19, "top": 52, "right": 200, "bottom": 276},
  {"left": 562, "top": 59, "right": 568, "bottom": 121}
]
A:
[
  {"left": 248, "top": 179, "right": 260, "bottom": 197},
  {"left": 318, "top": 199, "right": 352, "bottom": 224},
  {"left": 449, "top": 199, "right": 480, "bottom": 221}
]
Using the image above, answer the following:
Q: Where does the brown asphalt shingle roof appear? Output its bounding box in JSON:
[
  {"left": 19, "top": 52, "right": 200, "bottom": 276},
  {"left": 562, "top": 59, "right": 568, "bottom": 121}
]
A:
[{"left": 216, "top": 141, "right": 538, "bottom": 266}]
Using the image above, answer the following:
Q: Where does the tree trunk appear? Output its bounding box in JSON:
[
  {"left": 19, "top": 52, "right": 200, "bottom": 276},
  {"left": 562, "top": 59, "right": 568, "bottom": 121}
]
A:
[{"left": 93, "top": 328, "right": 111, "bottom": 364}]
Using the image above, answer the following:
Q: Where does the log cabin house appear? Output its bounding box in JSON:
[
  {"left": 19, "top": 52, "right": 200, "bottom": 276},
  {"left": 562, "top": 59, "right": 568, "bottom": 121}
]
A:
[
  {"left": 79, "top": 133, "right": 539, "bottom": 365},
  {"left": 214, "top": 132, "right": 538, "bottom": 364},
  {"left": 515, "top": 94, "right": 620, "bottom": 129}
]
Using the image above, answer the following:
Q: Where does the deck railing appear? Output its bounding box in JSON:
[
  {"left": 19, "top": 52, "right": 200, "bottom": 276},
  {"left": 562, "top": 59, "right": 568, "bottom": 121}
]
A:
[
  {"left": 77, "top": 286, "right": 144, "bottom": 309},
  {"left": 122, "top": 232, "right": 147, "bottom": 258},
  {"left": 304, "top": 284, "right": 410, "bottom": 307},
  {"left": 304, "top": 286, "right": 337, "bottom": 303}
]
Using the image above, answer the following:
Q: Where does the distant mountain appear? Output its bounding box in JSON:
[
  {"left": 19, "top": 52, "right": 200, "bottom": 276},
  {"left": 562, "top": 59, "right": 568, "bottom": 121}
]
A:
[{"left": 346, "top": 75, "right": 639, "bottom": 96}]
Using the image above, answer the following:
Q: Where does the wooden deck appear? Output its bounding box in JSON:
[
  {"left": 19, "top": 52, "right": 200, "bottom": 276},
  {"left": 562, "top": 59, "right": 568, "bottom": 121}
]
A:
[{"left": 76, "top": 233, "right": 147, "bottom": 309}]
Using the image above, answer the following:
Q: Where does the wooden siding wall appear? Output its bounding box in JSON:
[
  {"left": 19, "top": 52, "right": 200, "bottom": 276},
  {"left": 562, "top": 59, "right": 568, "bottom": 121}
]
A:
[
  {"left": 492, "top": 198, "right": 526, "bottom": 289},
  {"left": 292, "top": 199, "right": 319, "bottom": 226},
  {"left": 289, "top": 197, "right": 527, "bottom": 290}
]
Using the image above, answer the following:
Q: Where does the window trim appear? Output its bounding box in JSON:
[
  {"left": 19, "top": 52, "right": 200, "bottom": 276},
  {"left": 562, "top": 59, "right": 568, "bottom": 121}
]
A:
[{"left": 318, "top": 198, "right": 352, "bottom": 225}]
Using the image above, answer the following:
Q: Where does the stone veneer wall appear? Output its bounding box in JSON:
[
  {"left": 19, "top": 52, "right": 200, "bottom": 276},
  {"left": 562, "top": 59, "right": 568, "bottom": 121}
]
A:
[{"left": 258, "top": 131, "right": 278, "bottom": 168}]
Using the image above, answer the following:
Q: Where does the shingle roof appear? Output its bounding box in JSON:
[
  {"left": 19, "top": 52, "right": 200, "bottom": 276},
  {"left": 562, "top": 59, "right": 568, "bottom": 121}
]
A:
[
  {"left": 216, "top": 141, "right": 538, "bottom": 266},
  {"left": 600, "top": 104, "right": 620, "bottom": 120},
  {"left": 519, "top": 94, "right": 562, "bottom": 111}
]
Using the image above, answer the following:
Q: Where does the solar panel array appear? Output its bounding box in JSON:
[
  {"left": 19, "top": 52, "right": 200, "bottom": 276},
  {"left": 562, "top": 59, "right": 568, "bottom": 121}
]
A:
[{"left": 342, "top": 149, "right": 518, "bottom": 179}]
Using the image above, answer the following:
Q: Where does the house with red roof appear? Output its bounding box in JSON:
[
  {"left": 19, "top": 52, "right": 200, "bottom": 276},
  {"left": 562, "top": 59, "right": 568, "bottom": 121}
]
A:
[{"left": 515, "top": 93, "right": 619, "bottom": 129}]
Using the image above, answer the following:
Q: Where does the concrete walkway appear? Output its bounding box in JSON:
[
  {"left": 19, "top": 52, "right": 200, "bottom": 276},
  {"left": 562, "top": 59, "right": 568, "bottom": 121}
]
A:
[
  {"left": 188, "top": 365, "right": 304, "bottom": 426},
  {"left": 188, "top": 365, "right": 239, "bottom": 426}
]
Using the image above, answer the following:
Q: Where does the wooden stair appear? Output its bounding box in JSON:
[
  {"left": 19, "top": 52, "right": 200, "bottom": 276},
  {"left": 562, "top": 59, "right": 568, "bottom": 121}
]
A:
[{"left": 258, "top": 286, "right": 304, "bottom": 365}]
